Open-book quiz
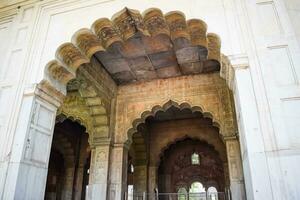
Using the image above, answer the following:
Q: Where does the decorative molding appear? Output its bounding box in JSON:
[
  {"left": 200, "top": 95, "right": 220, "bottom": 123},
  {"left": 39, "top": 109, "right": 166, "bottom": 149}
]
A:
[
  {"left": 43, "top": 7, "right": 222, "bottom": 86},
  {"left": 36, "top": 80, "right": 65, "bottom": 107}
]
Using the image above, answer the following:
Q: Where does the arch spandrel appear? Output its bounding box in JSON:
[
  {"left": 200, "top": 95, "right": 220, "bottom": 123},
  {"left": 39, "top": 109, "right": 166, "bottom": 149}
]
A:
[
  {"left": 115, "top": 73, "right": 237, "bottom": 144},
  {"left": 57, "top": 92, "right": 93, "bottom": 135},
  {"left": 57, "top": 83, "right": 110, "bottom": 145},
  {"left": 122, "top": 100, "right": 222, "bottom": 144}
]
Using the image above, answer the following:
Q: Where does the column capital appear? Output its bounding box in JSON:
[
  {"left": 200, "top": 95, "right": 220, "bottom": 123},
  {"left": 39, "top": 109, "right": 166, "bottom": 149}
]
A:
[
  {"left": 113, "top": 141, "right": 131, "bottom": 150},
  {"left": 35, "top": 80, "right": 65, "bottom": 108},
  {"left": 223, "top": 135, "right": 238, "bottom": 141},
  {"left": 90, "top": 137, "right": 112, "bottom": 148},
  {"left": 227, "top": 54, "right": 249, "bottom": 70}
]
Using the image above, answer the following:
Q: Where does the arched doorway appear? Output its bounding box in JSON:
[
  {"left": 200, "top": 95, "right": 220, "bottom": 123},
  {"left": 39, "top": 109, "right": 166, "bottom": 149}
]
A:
[
  {"left": 126, "top": 103, "right": 238, "bottom": 199},
  {"left": 2, "top": 6, "right": 246, "bottom": 200},
  {"left": 158, "top": 138, "right": 225, "bottom": 195},
  {"left": 35, "top": 6, "right": 241, "bottom": 200},
  {"left": 44, "top": 118, "right": 90, "bottom": 200}
]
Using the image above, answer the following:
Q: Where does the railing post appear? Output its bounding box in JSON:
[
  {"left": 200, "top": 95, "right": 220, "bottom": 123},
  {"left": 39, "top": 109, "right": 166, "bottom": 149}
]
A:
[{"left": 143, "top": 192, "right": 146, "bottom": 200}]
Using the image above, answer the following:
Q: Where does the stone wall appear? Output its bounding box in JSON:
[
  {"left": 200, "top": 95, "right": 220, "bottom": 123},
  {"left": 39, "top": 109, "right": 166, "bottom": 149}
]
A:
[
  {"left": 0, "top": 0, "right": 300, "bottom": 199},
  {"left": 148, "top": 118, "right": 226, "bottom": 166},
  {"left": 115, "top": 73, "right": 236, "bottom": 144}
]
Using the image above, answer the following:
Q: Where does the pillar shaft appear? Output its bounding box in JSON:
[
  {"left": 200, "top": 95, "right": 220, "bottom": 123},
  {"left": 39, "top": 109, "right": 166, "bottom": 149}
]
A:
[
  {"left": 225, "top": 139, "right": 246, "bottom": 200},
  {"left": 1, "top": 87, "right": 60, "bottom": 200},
  {"left": 62, "top": 167, "right": 76, "bottom": 199},
  {"left": 148, "top": 166, "right": 157, "bottom": 193},
  {"left": 133, "top": 165, "right": 147, "bottom": 193},
  {"left": 87, "top": 144, "right": 110, "bottom": 200},
  {"left": 233, "top": 66, "right": 273, "bottom": 199},
  {"left": 108, "top": 144, "right": 128, "bottom": 200}
]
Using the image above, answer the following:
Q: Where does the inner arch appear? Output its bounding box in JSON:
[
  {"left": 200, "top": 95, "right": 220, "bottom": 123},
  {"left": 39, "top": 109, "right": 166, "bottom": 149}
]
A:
[
  {"left": 127, "top": 101, "right": 229, "bottom": 196},
  {"left": 127, "top": 100, "right": 224, "bottom": 145}
]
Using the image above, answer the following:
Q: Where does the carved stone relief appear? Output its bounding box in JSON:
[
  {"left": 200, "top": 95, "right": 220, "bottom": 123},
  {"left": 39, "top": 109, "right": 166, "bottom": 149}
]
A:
[
  {"left": 116, "top": 73, "right": 237, "bottom": 144},
  {"left": 44, "top": 7, "right": 227, "bottom": 88},
  {"left": 91, "top": 146, "right": 109, "bottom": 184}
]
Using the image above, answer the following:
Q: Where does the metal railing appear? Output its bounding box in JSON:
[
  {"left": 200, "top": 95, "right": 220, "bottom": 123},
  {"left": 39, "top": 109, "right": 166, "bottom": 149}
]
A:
[{"left": 127, "top": 192, "right": 229, "bottom": 200}]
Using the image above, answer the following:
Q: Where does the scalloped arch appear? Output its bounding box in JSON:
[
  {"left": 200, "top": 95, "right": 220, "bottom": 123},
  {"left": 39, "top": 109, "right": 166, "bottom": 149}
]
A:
[
  {"left": 156, "top": 136, "right": 226, "bottom": 167},
  {"left": 127, "top": 100, "right": 223, "bottom": 145},
  {"left": 44, "top": 7, "right": 224, "bottom": 87},
  {"left": 56, "top": 90, "right": 109, "bottom": 145},
  {"left": 56, "top": 113, "right": 91, "bottom": 134}
]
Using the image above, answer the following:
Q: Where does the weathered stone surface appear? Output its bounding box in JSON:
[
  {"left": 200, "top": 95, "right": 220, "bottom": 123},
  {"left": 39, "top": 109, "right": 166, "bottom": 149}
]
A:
[
  {"left": 115, "top": 73, "right": 237, "bottom": 144},
  {"left": 46, "top": 8, "right": 222, "bottom": 86}
]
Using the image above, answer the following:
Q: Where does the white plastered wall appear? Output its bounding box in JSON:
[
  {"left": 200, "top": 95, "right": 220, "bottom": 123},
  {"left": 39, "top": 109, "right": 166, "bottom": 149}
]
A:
[{"left": 0, "top": 0, "right": 299, "bottom": 199}]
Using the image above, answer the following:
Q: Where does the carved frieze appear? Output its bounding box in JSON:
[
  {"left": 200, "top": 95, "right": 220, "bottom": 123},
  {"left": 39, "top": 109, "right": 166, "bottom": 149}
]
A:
[
  {"left": 116, "top": 74, "right": 236, "bottom": 144},
  {"left": 72, "top": 29, "right": 104, "bottom": 59},
  {"left": 46, "top": 60, "right": 75, "bottom": 85},
  {"left": 165, "top": 11, "right": 190, "bottom": 41},
  {"left": 55, "top": 43, "right": 89, "bottom": 71},
  {"left": 92, "top": 18, "right": 122, "bottom": 49},
  {"left": 45, "top": 7, "right": 225, "bottom": 87},
  {"left": 187, "top": 19, "right": 207, "bottom": 48},
  {"left": 112, "top": 8, "right": 149, "bottom": 40},
  {"left": 143, "top": 8, "right": 170, "bottom": 37}
]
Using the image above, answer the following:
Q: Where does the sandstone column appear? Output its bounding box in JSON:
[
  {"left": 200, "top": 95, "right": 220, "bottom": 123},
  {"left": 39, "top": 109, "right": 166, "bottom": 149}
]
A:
[
  {"left": 86, "top": 141, "right": 111, "bottom": 200},
  {"left": 108, "top": 143, "right": 129, "bottom": 200},
  {"left": 74, "top": 134, "right": 89, "bottom": 200},
  {"left": 1, "top": 84, "right": 62, "bottom": 200},
  {"left": 133, "top": 165, "right": 147, "bottom": 194},
  {"left": 148, "top": 166, "right": 158, "bottom": 193},
  {"left": 225, "top": 137, "right": 246, "bottom": 200},
  {"left": 62, "top": 167, "right": 76, "bottom": 199}
]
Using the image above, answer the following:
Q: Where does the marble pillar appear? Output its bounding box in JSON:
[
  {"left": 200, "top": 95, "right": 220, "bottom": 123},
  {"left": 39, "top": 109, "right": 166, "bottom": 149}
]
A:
[
  {"left": 225, "top": 138, "right": 246, "bottom": 200},
  {"left": 233, "top": 66, "right": 273, "bottom": 199},
  {"left": 87, "top": 144, "right": 110, "bottom": 200},
  {"left": 108, "top": 144, "right": 128, "bottom": 200},
  {"left": 1, "top": 86, "right": 60, "bottom": 199}
]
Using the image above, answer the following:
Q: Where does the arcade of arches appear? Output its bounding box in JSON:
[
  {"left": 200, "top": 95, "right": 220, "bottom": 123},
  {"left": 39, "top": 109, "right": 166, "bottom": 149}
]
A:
[{"left": 22, "top": 7, "right": 245, "bottom": 200}]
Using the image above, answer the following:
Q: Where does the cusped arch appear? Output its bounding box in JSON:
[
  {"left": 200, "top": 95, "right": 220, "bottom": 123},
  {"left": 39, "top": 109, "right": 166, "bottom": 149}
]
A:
[
  {"left": 40, "top": 7, "right": 236, "bottom": 146},
  {"left": 57, "top": 92, "right": 93, "bottom": 134},
  {"left": 56, "top": 89, "right": 109, "bottom": 145},
  {"left": 127, "top": 100, "right": 224, "bottom": 145},
  {"left": 158, "top": 137, "right": 226, "bottom": 192},
  {"left": 43, "top": 7, "right": 223, "bottom": 87},
  {"left": 157, "top": 136, "right": 227, "bottom": 167}
]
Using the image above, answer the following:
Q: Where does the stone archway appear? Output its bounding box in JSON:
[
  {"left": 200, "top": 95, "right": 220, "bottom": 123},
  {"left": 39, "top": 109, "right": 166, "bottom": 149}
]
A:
[
  {"left": 123, "top": 99, "right": 244, "bottom": 199},
  {"left": 38, "top": 6, "right": 234, "bottom": 146},
  {"left": 39, "top": 7, "right": 236, "bottom": 200},
  {"left": 3, "top": 6, "right": 243, "bottom": 200},
  {"left": 45, "top": 117, "right": 91, "bottom": 200},
  {"left": 47, "top": 132, "right": 76, "bottom": 200},
  {"left": 157, "top": 138, "right": 225, "bottom": 194}
]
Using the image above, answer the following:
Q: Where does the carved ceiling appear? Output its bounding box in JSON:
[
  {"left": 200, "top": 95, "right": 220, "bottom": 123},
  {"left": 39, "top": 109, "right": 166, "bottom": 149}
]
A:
[{"left": 46, "top": 7, "right": 222, "bottom": 86}]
